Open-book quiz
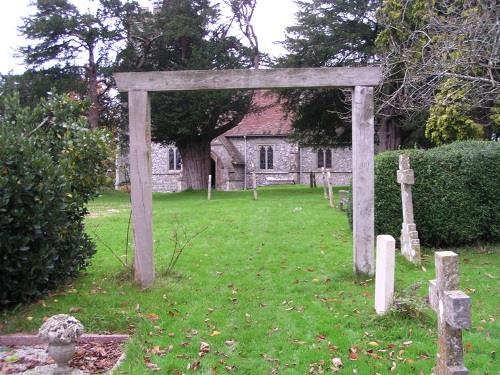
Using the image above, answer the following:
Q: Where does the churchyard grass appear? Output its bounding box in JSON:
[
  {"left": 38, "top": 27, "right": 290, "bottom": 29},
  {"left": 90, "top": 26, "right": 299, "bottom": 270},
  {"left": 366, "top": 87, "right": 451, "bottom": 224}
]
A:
[{"left": 1, "top": 186, "right": 498, "bottom": 373}]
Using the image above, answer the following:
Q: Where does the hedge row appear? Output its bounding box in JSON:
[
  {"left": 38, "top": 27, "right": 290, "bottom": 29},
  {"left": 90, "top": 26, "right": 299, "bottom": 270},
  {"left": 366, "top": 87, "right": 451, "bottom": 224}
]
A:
[{"left": 372, "top": 141, "right": 500, "bottom": 247}]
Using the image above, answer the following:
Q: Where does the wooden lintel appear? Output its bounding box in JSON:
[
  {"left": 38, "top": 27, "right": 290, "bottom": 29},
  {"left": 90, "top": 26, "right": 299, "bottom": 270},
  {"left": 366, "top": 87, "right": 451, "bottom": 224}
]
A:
[{"left": 114, "top": 67, "right": 382, "bottom": 92}]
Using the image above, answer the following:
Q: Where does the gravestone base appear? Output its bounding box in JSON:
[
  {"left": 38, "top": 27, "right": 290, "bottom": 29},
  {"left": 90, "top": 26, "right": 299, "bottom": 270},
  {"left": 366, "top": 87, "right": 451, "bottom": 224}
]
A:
[{"left": 400, "top": 222, "right": 421, "bottom": 264}]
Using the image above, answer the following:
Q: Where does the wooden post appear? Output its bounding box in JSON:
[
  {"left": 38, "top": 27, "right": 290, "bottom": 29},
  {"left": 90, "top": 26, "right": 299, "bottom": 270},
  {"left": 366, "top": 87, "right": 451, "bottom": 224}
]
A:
[
  {"left": 321, "top": 167, "right": 328, "bottom": 199},
  {"left": 429, "top": 251, "right": 471, "bottom": 374},
  {"left": 252, "top": 172, "right": 258, "bottom": 200},
  {"left": 352, "top": 86, "right": 375, "bottom": 277},
  {"left": 208, "top": 174, "right": 212, "bottom": 200},
  {"left": 309, "top": 172, "right": 313, "bottom": 188},
  {"left": 128, "top": 90, "right": 154, "bottom": 287},
  {"left": 374, "top": 235, "right": 395, "bottom": 315},
  {"left": 327, "top": 171, "right": 334, "bottom": 208}
]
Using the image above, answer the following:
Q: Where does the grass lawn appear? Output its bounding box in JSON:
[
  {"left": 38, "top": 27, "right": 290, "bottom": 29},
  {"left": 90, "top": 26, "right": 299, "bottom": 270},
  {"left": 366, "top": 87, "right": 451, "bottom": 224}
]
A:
[{"left": 1, "top": 186, "right": 498, "bottom": 374}]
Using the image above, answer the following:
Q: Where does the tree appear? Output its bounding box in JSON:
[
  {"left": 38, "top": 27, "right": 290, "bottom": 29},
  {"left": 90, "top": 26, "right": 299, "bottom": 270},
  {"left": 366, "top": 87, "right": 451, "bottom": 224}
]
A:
[
  {"left": 376, "top": 0, "right": 499, "bottom": 143},
  {"left": 277, "top": 0, "right": 381, "bottom": 146},
  {"left": 117, "top": 0, "right": 254, "bottom": 189},
  {"left": 18, "top": 0, "right": 136, "bottom": 129}
]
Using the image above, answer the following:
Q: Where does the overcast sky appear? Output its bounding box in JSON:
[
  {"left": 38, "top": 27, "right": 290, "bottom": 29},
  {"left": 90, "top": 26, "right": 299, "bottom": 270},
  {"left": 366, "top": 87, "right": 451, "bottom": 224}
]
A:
[{"left": 0, "top": 0, "right": 298, "bottom": 75}]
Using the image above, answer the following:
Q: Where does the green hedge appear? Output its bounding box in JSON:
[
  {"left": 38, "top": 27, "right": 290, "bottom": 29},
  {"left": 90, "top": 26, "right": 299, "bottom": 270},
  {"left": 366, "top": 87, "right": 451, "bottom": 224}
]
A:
[
  {"left": 0, "top": 94, "right": 111, "bottom": 307},
  {"left": 373, "top": 141, "right": 500, "bottom": 247}
]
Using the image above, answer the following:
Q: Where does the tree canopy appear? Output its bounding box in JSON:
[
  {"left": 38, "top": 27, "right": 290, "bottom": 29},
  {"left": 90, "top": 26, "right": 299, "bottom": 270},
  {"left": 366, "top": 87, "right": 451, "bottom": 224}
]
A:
[
  {"left": 117, "top": 0, "right": 255, "bottom": 189},
  {"left": 278, "top": 0, "right": 381, "bottom": 147},
  {"left": 376, "top": 0, "right": 499, "bottom": 143}
]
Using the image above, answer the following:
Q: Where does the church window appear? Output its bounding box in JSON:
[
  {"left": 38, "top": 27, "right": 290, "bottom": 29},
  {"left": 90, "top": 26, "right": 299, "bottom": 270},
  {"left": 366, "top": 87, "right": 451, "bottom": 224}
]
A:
[
  {"left": 317, "top": 148, "right": 333, "bottom": 169},
  {"left": 168, "top": 147, "right": 182, "bottom": 171},
  {"left": 259, "top": 145, "right": 274, "bottom": 170}
]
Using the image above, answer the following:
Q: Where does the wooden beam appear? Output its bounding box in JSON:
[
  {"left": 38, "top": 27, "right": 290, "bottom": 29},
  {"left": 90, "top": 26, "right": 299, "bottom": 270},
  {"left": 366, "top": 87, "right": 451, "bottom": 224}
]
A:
[
  {"left": 128, "top": 90, "right": 155, "bottom": 287},
  {"left": 114, "top": 67, "right": 382, "bottom": 92},
  {"left": 352, "top": 86, "right": 375, "bottom": 277}
]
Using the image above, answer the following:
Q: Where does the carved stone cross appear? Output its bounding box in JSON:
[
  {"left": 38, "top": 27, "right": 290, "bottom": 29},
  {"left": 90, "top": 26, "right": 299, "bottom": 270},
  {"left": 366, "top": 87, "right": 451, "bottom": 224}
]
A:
[
  {"left": 429, "top": 251, "right": 471, "bottom": 375},
  {"left": 397, "top": 154, "right": 421, "bottom": 264}
]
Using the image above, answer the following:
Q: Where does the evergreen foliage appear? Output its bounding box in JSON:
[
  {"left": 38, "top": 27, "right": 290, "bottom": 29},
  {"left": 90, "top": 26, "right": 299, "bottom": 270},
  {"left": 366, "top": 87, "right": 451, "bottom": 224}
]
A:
[
  {"left": 278, "top": 0, "right": 381, "bottom": 146},
  {"left": 0, "top": 93, "right": 112, "bottom": 307},
  {"left": 117, "top": 0, "right": 254, "bottom": 189},
  {"left": 366, "top": 141, "right": 500, "bottom": 247}
]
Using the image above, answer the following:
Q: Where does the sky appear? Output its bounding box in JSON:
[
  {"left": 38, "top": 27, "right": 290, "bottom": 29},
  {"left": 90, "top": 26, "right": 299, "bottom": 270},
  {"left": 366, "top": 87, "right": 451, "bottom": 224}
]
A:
[{"left": 0, "top": 0, "right": 298, "bottom": 75}]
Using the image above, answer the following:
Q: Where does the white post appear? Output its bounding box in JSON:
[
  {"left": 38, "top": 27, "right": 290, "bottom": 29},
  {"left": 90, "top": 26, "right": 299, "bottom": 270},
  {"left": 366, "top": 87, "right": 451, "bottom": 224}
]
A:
[
  {"left": 321, "top": 167, "right": 328, "bottom": 199},
  {"left": 208, "top": 174, "right": 212, "bottom": 200},
  {"left": 327, "top": 171, "right": 334, "bottom": 208},
  {"left": 128, "top": 90, "right": 154, "bottom": 288},
  {"left": 252, "top": 172, "right": 258, "bottom": 200},
  {"left": 374, "top": 235, "right": 395, "bottom": 315},
  {"left": 352, "top": 86, "right": 375, "bottom": 277}
]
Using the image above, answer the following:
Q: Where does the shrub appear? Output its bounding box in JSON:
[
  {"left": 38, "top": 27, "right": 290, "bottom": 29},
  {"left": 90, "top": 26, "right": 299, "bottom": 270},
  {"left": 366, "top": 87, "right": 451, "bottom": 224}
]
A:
[
  {"left": 372, "top": 141, "right": 500, "bottom": 247},
  {"left": 0, "top": 93, "right": 112, "bottom": 307}
]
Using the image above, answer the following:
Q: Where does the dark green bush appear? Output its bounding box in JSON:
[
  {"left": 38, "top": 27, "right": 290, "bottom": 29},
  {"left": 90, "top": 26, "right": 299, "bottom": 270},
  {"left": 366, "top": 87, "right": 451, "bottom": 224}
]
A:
[
  {"left": 0, "top": 93, "right": 112, "bottom": 307},
  {"left": 372, "top": 141, "right": 500, "bottom": 247}
]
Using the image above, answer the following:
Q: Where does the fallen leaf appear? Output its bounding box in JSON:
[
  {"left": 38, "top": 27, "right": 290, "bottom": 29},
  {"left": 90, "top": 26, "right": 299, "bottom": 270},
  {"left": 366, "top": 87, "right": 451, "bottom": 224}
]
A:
[
  {"left": 187, "top": 361, "right": 200, "bottom": 371},
  {"left": 210, "top": 330, "right": 221, "bottom": 337},
  {"left": 199, "top": 341, "right": 210, "bottom": 357},
  {"left": 348, "top": 346, "right": 358, "bottom": 361},
  {"left": 368, "top": 341, "right": 379, "bottom": 347},
  {"left": 331, "top": 357, "right": 343, "bottom": 372},
  {"left": 147, "top": 313, "right": 160, "bottom": 322},
  {"left": 69, "top": 307, "right": 81, "bottom": 313}
]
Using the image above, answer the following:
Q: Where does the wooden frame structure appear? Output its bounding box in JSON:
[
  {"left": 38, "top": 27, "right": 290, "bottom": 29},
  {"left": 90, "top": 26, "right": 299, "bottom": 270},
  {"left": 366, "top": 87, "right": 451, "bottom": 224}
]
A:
[{"left": 115, "top": 67, "right": 382, "bottom": 287}]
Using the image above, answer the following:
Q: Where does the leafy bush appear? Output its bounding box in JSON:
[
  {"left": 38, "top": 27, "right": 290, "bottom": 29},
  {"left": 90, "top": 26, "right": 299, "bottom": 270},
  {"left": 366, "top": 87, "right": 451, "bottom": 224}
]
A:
[
  {"left": 372, "top": 141, "right": 500, "bottom": 247},
  {"left": 0, "top": 93, "right": 112, "bottom": 307}
]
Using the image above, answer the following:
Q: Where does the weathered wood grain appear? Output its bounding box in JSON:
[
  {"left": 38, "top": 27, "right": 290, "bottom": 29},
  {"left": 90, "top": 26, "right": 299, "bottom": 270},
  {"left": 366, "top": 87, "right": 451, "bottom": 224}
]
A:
[
  {"left": 128, "top": 91, "right": 155, "bottom": 288},
  {"left": 352, "top": 86, "right": 375, "bottom": 277},
  {"left": 115, "top": 67, "right": 382, "bottom": 92}
]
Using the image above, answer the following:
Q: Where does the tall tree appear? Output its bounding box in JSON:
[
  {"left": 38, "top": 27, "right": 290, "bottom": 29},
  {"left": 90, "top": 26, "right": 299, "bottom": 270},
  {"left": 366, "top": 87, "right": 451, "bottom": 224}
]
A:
[
  {"left": 117, "top": 0, "right": 254, "bottom": 189},
  {"left": 376, "top": 0, "right": 499, "bottom": 143},
  {"left": 277, "top": 0, "right": 381, "bottom": 147},
  {"left": 18, "top": 0, "right": 136, "bottom": 129}
]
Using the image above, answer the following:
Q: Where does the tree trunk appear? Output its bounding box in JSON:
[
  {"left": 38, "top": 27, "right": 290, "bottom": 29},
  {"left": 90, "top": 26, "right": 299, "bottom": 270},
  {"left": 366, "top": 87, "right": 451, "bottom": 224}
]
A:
[
  {"left": 87, "top": 47, "right": 99, "bottom": 129},
  {"left": 178, "top": 139, "right": 212, "bottom": 190}
]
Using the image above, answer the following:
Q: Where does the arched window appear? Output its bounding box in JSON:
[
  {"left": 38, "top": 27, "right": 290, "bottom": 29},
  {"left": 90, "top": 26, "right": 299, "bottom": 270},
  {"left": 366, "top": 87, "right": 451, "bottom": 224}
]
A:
[
  {"left": 259, "top": 146, "right": 266, "bottom": 169},
  {"left": 317, "top": 148, "right": 324, "bottom": 168},
  {"left": 325, "top": 149, "right": 332, "bottom": 168},
  {"left": 267, "top": 147, "right": 273, "bottom": 169},
  {"left": 259, "top": 145, "right": 274, "bottom": 170},
  {"left": 168, "top": 147, "right": 182, "bottom": 171},
  {"left": 318, "top": 148, "right": 333, "bottom": 169}
]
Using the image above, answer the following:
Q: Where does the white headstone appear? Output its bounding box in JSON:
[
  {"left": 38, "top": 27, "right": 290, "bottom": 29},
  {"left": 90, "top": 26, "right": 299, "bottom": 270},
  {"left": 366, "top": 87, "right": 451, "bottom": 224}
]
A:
[{"left": 374, "top": 235, "right": 396, "bottom": 315}]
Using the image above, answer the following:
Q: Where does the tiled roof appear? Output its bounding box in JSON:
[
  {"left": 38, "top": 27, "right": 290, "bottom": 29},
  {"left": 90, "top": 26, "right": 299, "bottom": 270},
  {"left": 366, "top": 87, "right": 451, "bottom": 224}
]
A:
[{"left": 223, "top": 91, "right": 292, "bottom": 137}]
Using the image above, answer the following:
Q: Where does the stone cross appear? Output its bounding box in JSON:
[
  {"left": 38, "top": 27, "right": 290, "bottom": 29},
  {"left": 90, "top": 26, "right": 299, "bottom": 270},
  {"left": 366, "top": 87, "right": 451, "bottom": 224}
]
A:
[
  {"left": 326, "top": 171, "right": 334, "bottom": 208},
  {"left": 429, "top": 251, "right": 471, "bottom": 375},
  {"left": 252, "top": 172, "right": 258, "bottom": 200},
  {"left": 374, "top": 235, "right": 395, "bottom": 315},
  {"left": 207, "top": 174, "right": 212, "bottom": 200},
  {"left": 397, "top": 154, "right": 421, "bottom": 264}
]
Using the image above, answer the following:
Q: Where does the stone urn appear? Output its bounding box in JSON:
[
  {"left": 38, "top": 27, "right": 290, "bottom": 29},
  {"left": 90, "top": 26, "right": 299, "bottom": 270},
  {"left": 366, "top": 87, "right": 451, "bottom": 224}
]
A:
[{"left": 39, "top": 314, "right": 84, "bottom": 375}]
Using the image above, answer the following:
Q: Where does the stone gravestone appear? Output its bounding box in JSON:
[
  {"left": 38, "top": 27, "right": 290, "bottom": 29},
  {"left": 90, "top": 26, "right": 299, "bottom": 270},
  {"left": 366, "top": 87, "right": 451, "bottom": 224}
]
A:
[
  {"left": 374, "top": 235, "right": 395, "bottom": 315},
  {"left": 429, "top": 251, "right": 471, "bottom": 375},
  {"left": 397, "top": 154, "right": 421, "bottom": 264}
]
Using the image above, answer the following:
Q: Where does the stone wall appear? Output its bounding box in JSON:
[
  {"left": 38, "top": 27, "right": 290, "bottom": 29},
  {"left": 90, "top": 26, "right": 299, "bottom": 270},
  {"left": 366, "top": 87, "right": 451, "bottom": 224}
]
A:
[
  {"left": 299, "top": 146, "right": 352, "bottom": 186},
  {"left": 119, "top": 140, "right": 352, "bottom": 192}
]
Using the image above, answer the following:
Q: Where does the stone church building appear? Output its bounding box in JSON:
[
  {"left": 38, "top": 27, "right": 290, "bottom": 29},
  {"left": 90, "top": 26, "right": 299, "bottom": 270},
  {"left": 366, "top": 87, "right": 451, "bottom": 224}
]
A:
[{"left": 118, "top": 91, "right": 353, "bottom": 192}]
